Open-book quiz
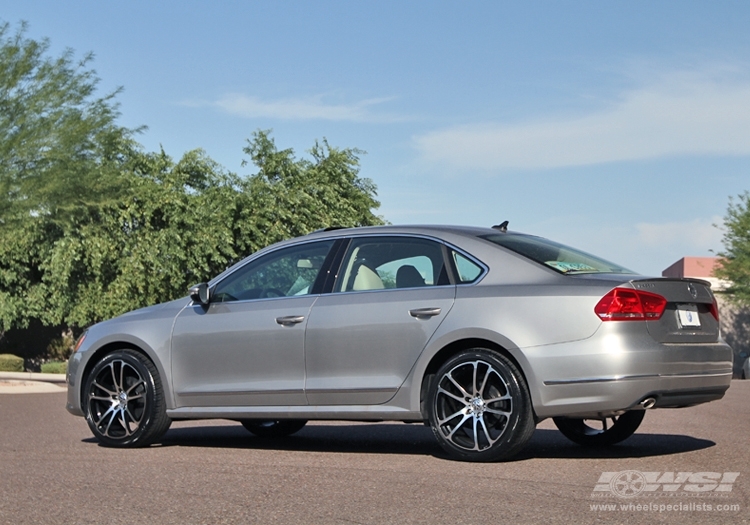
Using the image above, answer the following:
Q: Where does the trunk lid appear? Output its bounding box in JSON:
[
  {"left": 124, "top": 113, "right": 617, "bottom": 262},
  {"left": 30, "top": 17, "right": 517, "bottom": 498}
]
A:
[{"left": 631, "top": 278, "right": 719, "bottom": 343}]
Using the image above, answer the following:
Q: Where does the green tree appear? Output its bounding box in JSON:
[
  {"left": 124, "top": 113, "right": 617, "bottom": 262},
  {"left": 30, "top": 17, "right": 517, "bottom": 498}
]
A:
[
  {"left": 0, "top": 21, "right": 385, "bottom": 341},
  {"left": 238, "top": 130, "right": 383, "bottom": 252},
  {"left": 716, "top": 191, "right": 750, "bottom": 306},
  {"left": 0, "top": 21, "right": 134, "bottom": 224}
]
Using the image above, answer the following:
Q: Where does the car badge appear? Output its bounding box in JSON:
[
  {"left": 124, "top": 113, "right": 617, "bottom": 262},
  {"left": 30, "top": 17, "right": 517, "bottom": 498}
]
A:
[{"left": 687, "top": 283, "right": 698, "bottom": 299}]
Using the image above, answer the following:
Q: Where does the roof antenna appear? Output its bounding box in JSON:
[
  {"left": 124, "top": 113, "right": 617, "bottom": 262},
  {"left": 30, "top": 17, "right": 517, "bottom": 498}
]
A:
[{"left": 492, "top": 220, "right": 509, "bottom": 233}]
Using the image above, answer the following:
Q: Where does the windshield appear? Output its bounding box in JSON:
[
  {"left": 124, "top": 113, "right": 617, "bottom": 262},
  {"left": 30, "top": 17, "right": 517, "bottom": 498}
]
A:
[{"left": 481, "top": 234, "right": 635, "bottom": 275}]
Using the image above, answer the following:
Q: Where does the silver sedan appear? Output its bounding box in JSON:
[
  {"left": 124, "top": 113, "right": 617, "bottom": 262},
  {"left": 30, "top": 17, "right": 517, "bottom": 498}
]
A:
[{"left": 66, "top": 225, "right": 733, "bottom": 461}]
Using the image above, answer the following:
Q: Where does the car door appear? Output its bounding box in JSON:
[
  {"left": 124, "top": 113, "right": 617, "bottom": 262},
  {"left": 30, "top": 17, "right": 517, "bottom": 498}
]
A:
[
  {"left": 304, "top": 236, "right": 456, "bottom": 405},
  {"left": 171, "top": 240, "right": 335, "bottom": 408}
]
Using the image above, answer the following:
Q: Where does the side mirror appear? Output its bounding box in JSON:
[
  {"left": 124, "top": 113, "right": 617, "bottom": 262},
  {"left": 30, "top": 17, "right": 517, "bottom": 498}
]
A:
[{"left": 189, "top": 283, "right": 210, "bottom": 306}]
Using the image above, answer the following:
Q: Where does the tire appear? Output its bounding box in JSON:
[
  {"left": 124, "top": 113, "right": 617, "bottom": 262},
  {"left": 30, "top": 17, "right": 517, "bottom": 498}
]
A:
[
  {"left": 427, "top": 349, "right": 535, "bottom": 462},
  {"left": 553, "top": 410, "right": 645, "bottom": 447},
  {"left": 83, "top": 349, "right": 171, "bottom": 447},
  {"left": 241, "top": 419, "right": 308, "bottom": 438}
]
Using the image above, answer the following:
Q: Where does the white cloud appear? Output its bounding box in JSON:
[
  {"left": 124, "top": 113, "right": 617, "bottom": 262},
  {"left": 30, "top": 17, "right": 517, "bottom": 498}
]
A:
[
  {"left": 415, "top": 66, "right": 750, "bottom": 170},
  {"left": 188, "top": 94, "right": 403, "bottom": 123},
  {"left": 635, "top": 216, "right": 724, "bottom": 252}
]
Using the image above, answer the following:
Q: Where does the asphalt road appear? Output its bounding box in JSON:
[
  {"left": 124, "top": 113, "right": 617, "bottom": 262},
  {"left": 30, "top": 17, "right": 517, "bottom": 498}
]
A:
[{"left": 1, "top": 382, "right": 748, "bottom": 525}]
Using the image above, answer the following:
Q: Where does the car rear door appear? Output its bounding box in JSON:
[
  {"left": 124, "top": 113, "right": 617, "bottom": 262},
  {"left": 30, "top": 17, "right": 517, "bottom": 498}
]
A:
[{"left": 304, "top": 236, "right": 456, "bottom": 405}]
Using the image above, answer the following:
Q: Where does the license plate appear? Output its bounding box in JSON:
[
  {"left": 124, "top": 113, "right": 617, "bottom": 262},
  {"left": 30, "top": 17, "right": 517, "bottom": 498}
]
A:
[{"left": 677, "top": 304, "right": 701, "bottom": 328}]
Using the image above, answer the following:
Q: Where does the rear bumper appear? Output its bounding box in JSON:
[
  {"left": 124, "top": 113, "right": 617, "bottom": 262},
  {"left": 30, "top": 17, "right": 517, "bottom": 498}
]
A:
[{"left": 523, "top": 324, "right": 733, "bottom": 419}]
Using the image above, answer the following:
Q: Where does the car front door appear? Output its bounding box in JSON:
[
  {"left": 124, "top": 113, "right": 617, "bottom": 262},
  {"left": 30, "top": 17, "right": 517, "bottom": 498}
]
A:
[
  {"left": 171, "top": 240, "right": 335, "bottom": 408},
  {"left": 304, "top": 236, "right": 456, "bottom": 405}
]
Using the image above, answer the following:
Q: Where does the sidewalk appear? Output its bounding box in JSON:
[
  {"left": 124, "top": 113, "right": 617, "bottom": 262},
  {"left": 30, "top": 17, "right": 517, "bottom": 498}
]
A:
[{"left": 0, "top": 371, "right": 67, "bottom": 394}]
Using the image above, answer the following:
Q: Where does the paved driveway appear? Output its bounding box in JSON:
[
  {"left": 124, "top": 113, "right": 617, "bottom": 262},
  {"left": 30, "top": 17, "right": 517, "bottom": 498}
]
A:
[{"left": 1, "top": 381, "right": 748, "bottom": 524}]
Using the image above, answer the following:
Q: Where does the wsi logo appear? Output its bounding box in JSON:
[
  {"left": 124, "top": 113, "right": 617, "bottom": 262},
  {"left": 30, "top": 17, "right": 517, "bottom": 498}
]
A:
[{"left": 593, "top": 471, "right": 740, "bottom": 498}]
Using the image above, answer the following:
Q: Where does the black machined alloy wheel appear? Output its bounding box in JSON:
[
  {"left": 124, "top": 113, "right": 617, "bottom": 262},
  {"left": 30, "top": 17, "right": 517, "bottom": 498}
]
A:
[
  {"left": 553, "top": 410, "right": 645, "bottom": 447},
  {"left": 84, "top": 350, "right": 171, "bottom": 447},
  {"left": 428, "top": 349, "right": 535, "bottom": 462},
  {"left": 240, "top": 419, "right": 308, "bottom": 438}
]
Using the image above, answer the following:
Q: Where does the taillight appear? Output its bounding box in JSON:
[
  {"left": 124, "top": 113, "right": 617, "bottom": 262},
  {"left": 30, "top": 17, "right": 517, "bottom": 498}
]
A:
[
  {"left": 595, "top": 288, "right": 667, "bottom": 321},
  {"left": 709, "top": 296, "right": 720, "bottom": 322}
]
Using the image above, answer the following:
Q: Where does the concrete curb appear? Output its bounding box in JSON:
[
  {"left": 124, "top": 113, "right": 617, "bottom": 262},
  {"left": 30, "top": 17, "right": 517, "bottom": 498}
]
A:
[{"left": 0, "top": 371, "right": 67, "bottom": 384}]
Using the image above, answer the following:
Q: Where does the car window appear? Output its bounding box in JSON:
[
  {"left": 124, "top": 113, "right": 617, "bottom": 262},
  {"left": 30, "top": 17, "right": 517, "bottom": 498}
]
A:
[
  {"left": 481, "top": 234, "right": 634, "bottom": 275},
  {"left": 212, "top": 241, "right": 334, "bottom": 302},
  {"left": 335, "top": 237, "right": 450, "bottom": 292},
  {"left": 452, "top": 251, "right": 483, "bottom": 283}
]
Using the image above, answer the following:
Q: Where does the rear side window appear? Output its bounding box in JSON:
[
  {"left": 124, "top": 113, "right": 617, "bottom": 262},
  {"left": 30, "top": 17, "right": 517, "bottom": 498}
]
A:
[
  {"left": 481, "top": 234, "right": 634, "bottom": 275},
  {"left": 335, "top": 237, "right": 450, "bottom": 292}
]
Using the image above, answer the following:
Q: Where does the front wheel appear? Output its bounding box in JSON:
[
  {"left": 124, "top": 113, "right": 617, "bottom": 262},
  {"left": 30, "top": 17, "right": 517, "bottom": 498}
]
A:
[
  {"left": 427, "top": 349, "right": 535, "bottom": 462},
  {"left": 240, "top": 419, "right": 308, "bottom": 438},
  {"left": 83, "top": 350, "right": 171, "bottom": 447},
  {"left": 553, "top": 411, "right": 645, "bottom": 447}
]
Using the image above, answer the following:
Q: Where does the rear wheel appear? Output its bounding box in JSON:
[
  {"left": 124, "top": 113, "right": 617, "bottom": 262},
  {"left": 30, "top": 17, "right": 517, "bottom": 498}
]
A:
[
  {"left": 83, "top": 350, "right": 171, "bottom": 447},
  {"left": 427, "top": 349, "right": 535, "bottom": 462},
  {"left": 240, "top": 419, "right": 308, "bottom": 438},
  {"left": 553, "top": 411, "right": 645, "bottom": 447}
]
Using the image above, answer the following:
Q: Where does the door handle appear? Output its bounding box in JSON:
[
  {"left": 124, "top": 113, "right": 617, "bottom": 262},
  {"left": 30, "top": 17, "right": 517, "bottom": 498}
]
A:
[
  {"left": 409, "top": 307, "right": 442, "bottom": 318},
  {"left": 275, "top": 315, "right": 305, "bottom": 325}
]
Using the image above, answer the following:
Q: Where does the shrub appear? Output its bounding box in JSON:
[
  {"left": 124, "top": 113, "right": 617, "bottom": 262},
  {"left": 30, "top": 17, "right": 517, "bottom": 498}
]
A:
[
  {"left": 0, "top": 354, "right": 24, "bottom": 372},
  {"left": 41, "top": 361, "right": 68, "bottom": 374},
  {"left": 47, "top": 329, "right": 75, "bottom": 361}
]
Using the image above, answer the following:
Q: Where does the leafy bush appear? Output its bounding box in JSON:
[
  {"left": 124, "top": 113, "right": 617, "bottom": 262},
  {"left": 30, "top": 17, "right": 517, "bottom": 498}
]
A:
[
  {"left": 47, "top": 330, "right": 75, "bottom": 361},
  {"left": 0, "top": 354, "right": 24, "bottom": 372},
  {"left": 40, "top": 361, "right": 67, "bottom": 374}
]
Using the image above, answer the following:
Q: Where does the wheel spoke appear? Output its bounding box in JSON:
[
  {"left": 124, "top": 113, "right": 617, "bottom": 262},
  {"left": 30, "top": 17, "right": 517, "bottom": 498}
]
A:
[
  {"left": 438, "top": 408, "right": 467, "bottom": 426},
  {"left": 446, "top": 372, "right": 472, "bottom": 399},
  {"left": 95, "top": 405, "right": 116, "bottom": 427},
  {"left": 484, "top": 407, "right": 511, "bottom": 417},
  {"left": 472, "top": 361, "right": 479, "bottom": 396},
  {"left": 89, "top": 395, "right": 112, "bottom": 402},
  {"left": 484, "top": 393, "right": 511, "bottom": 404},
  {"left": 445, "top": 413, "right": 472, "bottom": 440},
  {"left": 109, "top": 363, "right": 119, "bottom": 392},
  {"left": 118, "top": 361, "right": 125, "bottom": 392},
  {"left": 479, "top": 416, "right": 500, "bottom": 447},
  {"left": 478, "top": 365, "right": 495, "bottom": 397},
  {"left": 472, "top": 416, "right": 480, "bottom": 450},
  {"left": 125, "top": 379, "right": 146, "bottom": 396},
  {"left": 437, "top": 386, "right": 468, "bottom": 404},
  {"left": 91, "top": 380, "right": 116, "bottom": 396},
  {"left": 102, "top": 409, "right": 118, "bottom": 437}
]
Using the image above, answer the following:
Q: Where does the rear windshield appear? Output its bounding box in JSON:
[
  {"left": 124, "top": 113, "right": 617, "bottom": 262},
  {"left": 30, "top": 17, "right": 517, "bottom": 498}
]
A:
[{"left": 480, "top": 234, "right": 635, "bottom": 275}]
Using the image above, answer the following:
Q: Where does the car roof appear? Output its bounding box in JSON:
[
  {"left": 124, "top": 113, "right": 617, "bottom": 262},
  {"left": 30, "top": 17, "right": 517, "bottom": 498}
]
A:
[{"left": 300, "top": 224, "right": 512, "bottom": 241}]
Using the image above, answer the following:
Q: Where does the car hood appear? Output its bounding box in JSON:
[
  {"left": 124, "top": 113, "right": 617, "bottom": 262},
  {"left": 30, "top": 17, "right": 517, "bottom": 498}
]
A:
[{"left": 97, "top": 297, "right": 190, "bottom": 327}]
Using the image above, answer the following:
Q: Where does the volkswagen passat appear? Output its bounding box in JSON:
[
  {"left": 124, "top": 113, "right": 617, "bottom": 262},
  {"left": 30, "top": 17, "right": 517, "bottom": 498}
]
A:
[{"left": 66, "top": 225, "right": 733, "bottom": 461}]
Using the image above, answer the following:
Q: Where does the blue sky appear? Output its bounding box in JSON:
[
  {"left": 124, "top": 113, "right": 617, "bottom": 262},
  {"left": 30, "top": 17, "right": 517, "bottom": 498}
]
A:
[{"left": 2, "top": 1, "right": 749, "bottom": 276}]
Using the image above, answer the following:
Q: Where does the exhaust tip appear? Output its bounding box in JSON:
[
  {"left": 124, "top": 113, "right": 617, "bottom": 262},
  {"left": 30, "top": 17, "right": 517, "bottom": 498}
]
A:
[{"left": 640, "top": 397, "right": 657, "bottom": 409}]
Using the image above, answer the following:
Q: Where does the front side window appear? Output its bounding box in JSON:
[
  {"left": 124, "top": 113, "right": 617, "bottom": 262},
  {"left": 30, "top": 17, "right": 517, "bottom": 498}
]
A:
[
  {"left": 212, "top": 241, "right": 334, "bottom": 302},
  {"left": 335, "top": 237, "right": 450, "bottom": 292}
]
